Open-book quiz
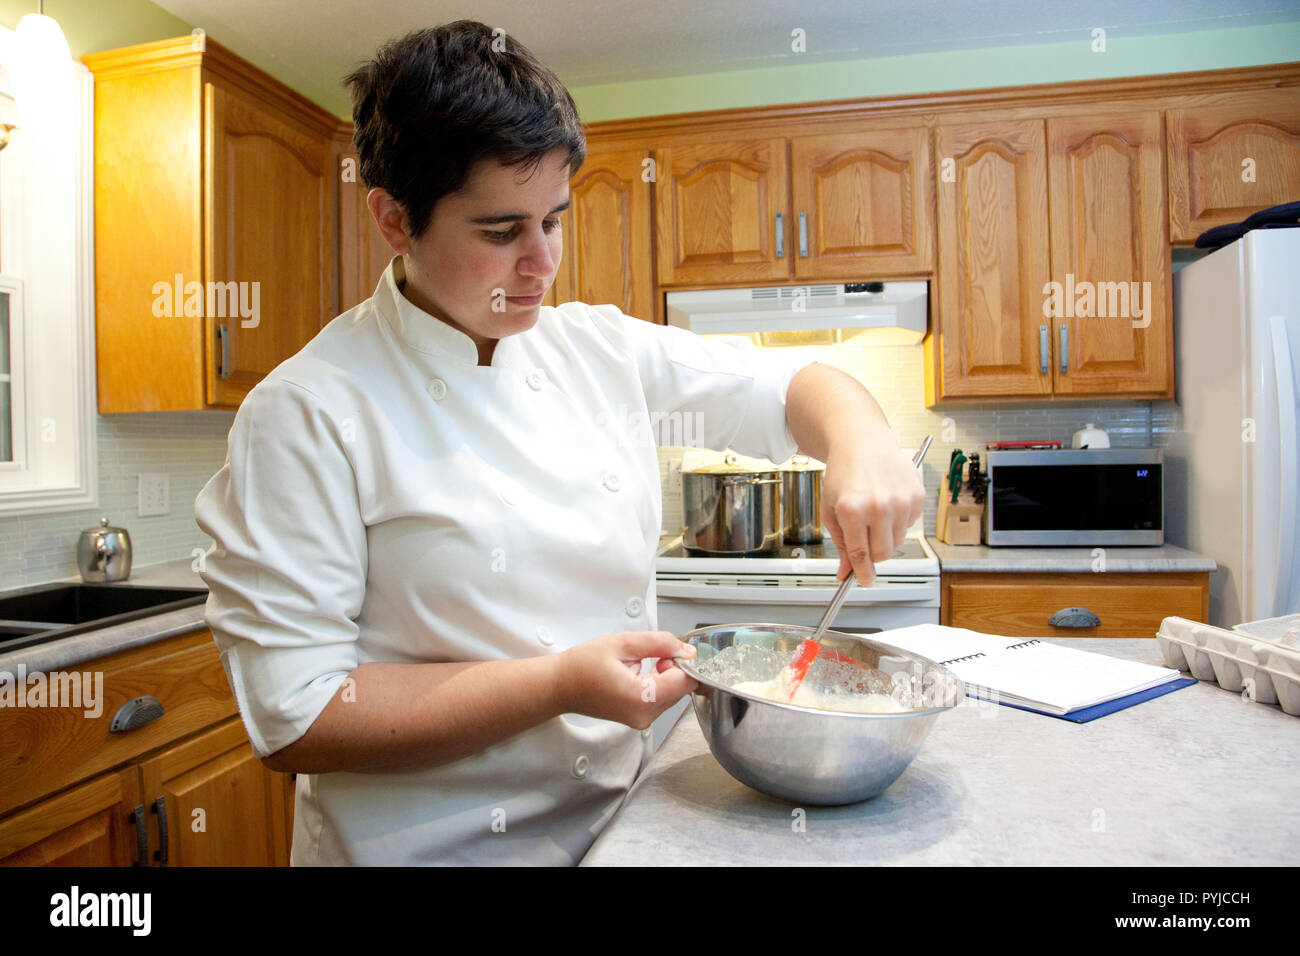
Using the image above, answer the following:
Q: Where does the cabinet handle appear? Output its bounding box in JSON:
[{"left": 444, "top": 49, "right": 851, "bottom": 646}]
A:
[
  {"left": 151, "top": 796, "right": 169, "bottom": 865},
  {"left": 129, "top": 804, "right": 148, "bottom": 867},
  {"left": 110, "top": 695, "right": 164, "bottom": 732},
  {"left": 1039, "top": 325, "right": 1049, "bottom": 374},
  {"left": 797, "top": 210, "right": 808, "bottom": 257},
  {"left": 775, "top": 212, "right": 784, "bottom": 258},
  {"left": 218, "top": 323, "right": 231, "bottom": 379},
  {"left": 1059, "top": 324, "right": 1069, "bottom": 374},
  {"left": 1048, "top": 606, "right": 1101, "bottom": 628}
]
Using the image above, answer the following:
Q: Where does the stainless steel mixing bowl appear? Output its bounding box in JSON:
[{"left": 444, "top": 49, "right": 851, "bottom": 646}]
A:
[{"left": 674, "top": 623, "right": 964, "bottom": 805}]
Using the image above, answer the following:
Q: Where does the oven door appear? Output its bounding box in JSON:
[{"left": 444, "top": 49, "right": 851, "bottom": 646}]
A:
[{"left": 654, "top": 575, "right": 940, "bottom": 635}]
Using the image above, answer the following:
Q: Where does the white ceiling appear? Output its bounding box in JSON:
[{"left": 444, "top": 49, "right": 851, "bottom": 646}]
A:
[{"left": 153, "top": 0, "right": 1298, "bottom": 115}]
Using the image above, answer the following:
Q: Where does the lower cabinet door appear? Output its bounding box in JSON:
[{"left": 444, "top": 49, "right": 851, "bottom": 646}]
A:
[
  {"left": 0, "top": 769, "right": 142, "bottom": 866},
  {"left": 139, "top": 718, "right": 289, "bottom": 866}
]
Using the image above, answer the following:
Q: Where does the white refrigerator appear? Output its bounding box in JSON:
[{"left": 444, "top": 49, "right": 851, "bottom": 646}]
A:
[{"left": 1166, "top": 229, "right": 1300, "bottom": 627}]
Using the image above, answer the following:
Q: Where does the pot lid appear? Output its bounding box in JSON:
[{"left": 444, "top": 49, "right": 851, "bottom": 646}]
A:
[
  {"left": 691, "top": 453, "right": 774, "bottom": 474},
  {"left": 778, "top": 454, "right": 826, "bottom": 471},
  {"left": 82, "top": 516, "right": 129, "bottom": 535}
]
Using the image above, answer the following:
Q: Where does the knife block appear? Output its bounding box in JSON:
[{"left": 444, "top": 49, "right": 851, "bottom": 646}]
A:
[{"left": 936, "top": 474, "right": 984, "bottom": 545}]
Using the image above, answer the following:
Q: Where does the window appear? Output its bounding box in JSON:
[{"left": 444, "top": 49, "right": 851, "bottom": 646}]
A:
[
  {"left": 0, "top": 277, "right": 26, "bottom": 463},
  {"left": 0, "top": 26, "right": 96, "bottom": 515}
]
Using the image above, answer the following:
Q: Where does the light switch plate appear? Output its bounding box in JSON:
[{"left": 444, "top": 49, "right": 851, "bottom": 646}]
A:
[{"left": 138, "top": 473, "right": 170, "bottom": 516}]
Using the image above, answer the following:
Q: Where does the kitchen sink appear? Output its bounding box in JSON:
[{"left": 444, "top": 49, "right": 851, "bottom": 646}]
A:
[{"left": 0, "top": 583, "right": 208, "bottom": 654}]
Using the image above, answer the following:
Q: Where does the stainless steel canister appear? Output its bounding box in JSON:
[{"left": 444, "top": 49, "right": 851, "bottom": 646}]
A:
[
  {"left": 77, "top": 516, "right": 133, "bottom": 583},
  {"left": 681, "top": 456, "right": 783, "bottom": 555},
  {"left": 780, "top": 455, "right": 825, "bottom": 544}
]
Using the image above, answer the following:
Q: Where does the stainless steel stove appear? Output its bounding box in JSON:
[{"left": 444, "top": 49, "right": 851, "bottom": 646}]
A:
[{"left": 654, "top": 532, "right": 940, "bottom": 635}]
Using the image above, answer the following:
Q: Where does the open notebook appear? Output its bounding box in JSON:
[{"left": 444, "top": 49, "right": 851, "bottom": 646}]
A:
[{"left": 872, "top": 624, "right": 1190, "bottom": 719}]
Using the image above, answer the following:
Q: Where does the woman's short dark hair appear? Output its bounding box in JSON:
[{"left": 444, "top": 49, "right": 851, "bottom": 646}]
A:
[{"left": 344, "top": 20, "right": 586, "bottom": 240}]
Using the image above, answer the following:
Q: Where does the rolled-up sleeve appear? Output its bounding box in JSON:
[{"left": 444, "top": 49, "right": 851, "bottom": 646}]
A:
[
  {"left": 193, "top": 378, "right": 367, "bottom": 759},
  {"left": 588, "top": 304, "right": 819, "bottom": 462}
]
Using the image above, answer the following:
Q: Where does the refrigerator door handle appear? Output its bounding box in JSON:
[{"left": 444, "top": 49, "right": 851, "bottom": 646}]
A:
[{"left": 1269, "top": 314, "right": 1300, "bottom": 615}]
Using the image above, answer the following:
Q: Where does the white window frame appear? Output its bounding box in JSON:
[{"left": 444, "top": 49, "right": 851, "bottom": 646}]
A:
[
  {"left": 0, "top": 275, "right": 28, "bottom": 468},
  {"left": 0, "top": 25, "right": 97, "bottom": 515}
]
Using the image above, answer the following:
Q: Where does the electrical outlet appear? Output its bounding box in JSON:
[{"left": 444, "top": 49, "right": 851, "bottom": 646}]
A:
[{"left": 138, "top": 473, "right": 170, "bottom": 516}]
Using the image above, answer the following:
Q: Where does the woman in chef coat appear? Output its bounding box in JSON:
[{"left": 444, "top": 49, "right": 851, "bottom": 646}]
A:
[{"left": 194, "top": 20, "right": 925, "bottom": 866}]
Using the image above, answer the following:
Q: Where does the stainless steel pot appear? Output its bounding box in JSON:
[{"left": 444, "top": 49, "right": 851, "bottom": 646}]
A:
[
  {"left": 780, "top": 455, "right": 824, "bottom": 544},
  {"left": 77, "top": 516, "right": 133, "bottom": 583},
  {"left": 681, "top": 455, "right": 783, "bottom": 555}
]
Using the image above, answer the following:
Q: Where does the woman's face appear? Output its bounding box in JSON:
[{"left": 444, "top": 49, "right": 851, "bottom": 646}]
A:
[{"left": 372, "top": 147, "right": 571, "bottom": 360}]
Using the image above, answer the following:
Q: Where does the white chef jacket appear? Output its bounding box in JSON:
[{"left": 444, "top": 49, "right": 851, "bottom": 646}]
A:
[{"left": 194, "top": 256, "right": 815, "bottom": 865}]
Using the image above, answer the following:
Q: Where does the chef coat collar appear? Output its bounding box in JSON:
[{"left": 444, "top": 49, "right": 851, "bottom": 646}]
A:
[{"left": 375, "top": 255, "right": 515, "bottom": 368}]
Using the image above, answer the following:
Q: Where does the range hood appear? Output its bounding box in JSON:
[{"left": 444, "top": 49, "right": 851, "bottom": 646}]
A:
[{"left": 665, "top": 281, "right": 928, "bottom": 348}]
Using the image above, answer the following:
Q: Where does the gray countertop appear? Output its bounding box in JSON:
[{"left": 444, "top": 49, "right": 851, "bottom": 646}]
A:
[
  {"left": 0, "top": 558, "right": 208, "bottom": 675},
  {"left": 926, "top": 538, "right": 1216, "bottom": 573},
  {"left": 581, "top": 638, "right": 1298, "bottom": 866}
]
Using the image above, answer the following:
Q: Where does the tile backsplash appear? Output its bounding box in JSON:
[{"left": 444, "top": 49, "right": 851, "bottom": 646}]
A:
[
  {"left": 658, "top": 345, "right": 1178, "bottom": 536},
  {"left": 0, "top": 411, "right": 235, "bottom": 589}
]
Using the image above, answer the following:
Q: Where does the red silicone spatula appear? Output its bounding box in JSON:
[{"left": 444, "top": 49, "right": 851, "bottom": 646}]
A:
[{"left": 781, "top": 437, "right": 932, "bottom": 702}]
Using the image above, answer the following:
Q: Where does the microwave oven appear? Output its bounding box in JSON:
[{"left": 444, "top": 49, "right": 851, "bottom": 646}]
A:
[{"left": 983, "top": 448, "right": 1164, "bottom": 546}]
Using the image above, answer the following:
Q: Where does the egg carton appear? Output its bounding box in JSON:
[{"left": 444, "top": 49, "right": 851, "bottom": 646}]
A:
[
  {"left": 1156, "top": 616, "right": 1300, "bottom": 715},
  {"left": 1233, "top": 612, "right": 1300, "bottom": 645}
]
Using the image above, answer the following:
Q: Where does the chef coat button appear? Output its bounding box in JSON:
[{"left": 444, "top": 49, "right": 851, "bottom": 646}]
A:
[
  {"left": 536, "top": 626, "right": 554, "bottom": 647},
  {"left": 625, "top": 596, "right": 644, "bottom": 617},
  {"left": 426, "top": 378, "right": 448, "bottom": 401},
  {"left": 571, "top": 754, "right": 590, "bottom": 779},
  {"left": 602, "top": 470, "right": 621, "bottom": 492},
  {"left": 641, "top": 727, "right": 652, "bottom": 739},
  {"left": 497, "top": 483, "right": 517, "bottom": 507},
  {"left": 526, "top": 369, "right": 546, "bottom": 390}
]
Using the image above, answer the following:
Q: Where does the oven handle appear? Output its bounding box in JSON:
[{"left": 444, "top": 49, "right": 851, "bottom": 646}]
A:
[{"left": 655, "top": 580, "right": 938, "bottom": 603}]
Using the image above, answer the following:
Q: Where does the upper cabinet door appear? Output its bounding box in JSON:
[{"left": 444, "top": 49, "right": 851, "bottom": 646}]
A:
[
  {"left": 1167, "top": 89, "right": 1300, "bottom": 243},
  {"left": 930, "top": 119, "right": 1052, "bottom": 401},
  {"left": 204, "top": 79, "right": 331, "bottom": 408},
  {"left": 790, "top": 128, "right": 934, "bottom": 279},
  {"left": 550, "top": 148, "right": 655, "bottom": 322},
  {"left": 1047, "top": 111, "right": 1170, "bottom": 397},
  {"left": 654, "top": 138, "right": 790, "bottom": 286},
  {"left": 338, "top": 146, "right": 396, "bottom": 314}
]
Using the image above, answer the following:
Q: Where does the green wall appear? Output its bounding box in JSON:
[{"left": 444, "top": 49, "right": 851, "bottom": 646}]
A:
[
  {"left": 0, "top": 0, "right": 193, "bottom": 58},
  {"left": 3, "top": 1, "right": 1297, "bottom": 125},
  {"left": 569, "top": 21, "right": 1300, "bottom": 122}
]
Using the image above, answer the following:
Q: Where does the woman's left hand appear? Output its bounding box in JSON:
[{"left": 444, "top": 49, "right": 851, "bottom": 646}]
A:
[{"left": 821, "top": 443, "right": 926, "bottom": 586}]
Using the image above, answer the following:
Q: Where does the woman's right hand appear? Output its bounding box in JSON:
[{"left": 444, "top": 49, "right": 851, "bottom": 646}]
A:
[{"left": 554, "top": 631, "right": 699, "bottom": 730}]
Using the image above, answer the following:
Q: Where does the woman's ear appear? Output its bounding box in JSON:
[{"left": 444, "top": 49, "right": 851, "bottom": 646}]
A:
[{"left": 367, "top": 188, "right": 412, "bottom": 255}]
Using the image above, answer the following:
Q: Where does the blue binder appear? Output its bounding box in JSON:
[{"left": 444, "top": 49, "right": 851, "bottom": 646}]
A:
[{"left": 965, "top": 676, "right": 1199, "bottom": 722}]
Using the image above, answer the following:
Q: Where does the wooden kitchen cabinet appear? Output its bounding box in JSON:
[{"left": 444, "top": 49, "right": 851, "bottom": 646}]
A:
[
  {"left": 546, "top": 146, "right": 656, "bottom": 322},
  {"left": 654, "top": 127, "right": 934, "bottom": 286},
  {"left": 1047, "top": 110, "right": 1171, "bottom": 397},
  {"left": 139, "top": 718, "right": 288, "bottom": 866},
  {"left": 337, "top": 135, "right": 396, "bottom": 314},
  {"left": 927, "top": 119, "right": 1052, "bottom": 402},
  {"left": 926, "top": 111, "right": 1172, "bottom": 404},
  {"left": 1167, "top": 87, "right": 1300, "bottom": 244},
  {"left": 941, "top": 571, "right": 1209, "bottom": 638},
  {"left": 654, "top": 136, "right": 790, "bottom": 286},
  {"left": 789, "top": 128, "right": 934, "bottom": 279},
  {"left": 0, "top": 627, "right": 295, "bottom": 866},
  {"left": 84, "top": 35, "right": 338, "bottom": 412},
  {"left": 0, "top": 770, "right": 141, "bottom": 866}
]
